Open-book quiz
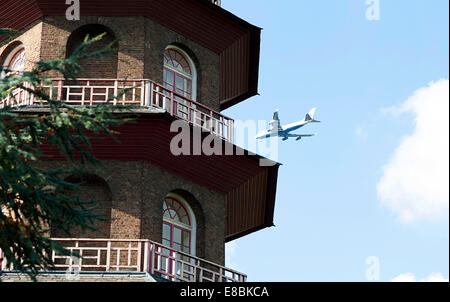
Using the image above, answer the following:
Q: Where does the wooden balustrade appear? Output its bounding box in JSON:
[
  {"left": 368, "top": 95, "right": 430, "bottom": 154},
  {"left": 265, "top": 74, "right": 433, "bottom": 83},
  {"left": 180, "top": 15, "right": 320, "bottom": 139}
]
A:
[
  {"left": 0, "top": 78, "right": 234, "bottom": 142},
  {"left": 0, "top": 238, "right": 246, "bottom": 282}
]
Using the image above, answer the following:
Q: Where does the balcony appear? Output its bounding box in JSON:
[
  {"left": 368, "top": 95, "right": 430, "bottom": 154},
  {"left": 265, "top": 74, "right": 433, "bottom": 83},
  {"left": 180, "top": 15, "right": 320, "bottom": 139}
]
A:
[
  {"left": 0, "top": 238, "right": 246, "bottom": 282},
  {"left": 0, "top": 78, "right": 234, "bottom": 142}
]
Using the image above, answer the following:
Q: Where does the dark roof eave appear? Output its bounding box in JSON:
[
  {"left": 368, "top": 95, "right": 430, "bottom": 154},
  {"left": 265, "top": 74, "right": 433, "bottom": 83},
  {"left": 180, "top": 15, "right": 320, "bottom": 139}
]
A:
[
  {"left": 219, "top": 27, "right": 261, "bottom": 111},
  {"left": 225, "top": 163, "right": 280, "bottom": 242},
  {"left": 198, "top": 0, "right": 263, "bottom": 32}
]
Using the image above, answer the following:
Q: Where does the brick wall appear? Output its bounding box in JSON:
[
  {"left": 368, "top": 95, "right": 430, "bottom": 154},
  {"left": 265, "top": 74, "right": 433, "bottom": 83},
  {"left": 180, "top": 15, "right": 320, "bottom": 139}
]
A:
[
  {"left": 36, "top": 160, "right": 226, "bottom": 266},
  {"left": 38, "top": 16, "right": 145, "bottom": 79},
  {"left": 65, "top": 24, "right": 119, "bottom": 79},
  {"left": 1, "top": 16, "right": 221, "bottom": 110},
  {"left": 0, "top": 19, "right": 43, "bottom": 73},
  {"left": 51, "top": 174, "right": 113, "bottom": 239},
  {"left": 143, "top": 18, "right": 220, "bottom": 111}
]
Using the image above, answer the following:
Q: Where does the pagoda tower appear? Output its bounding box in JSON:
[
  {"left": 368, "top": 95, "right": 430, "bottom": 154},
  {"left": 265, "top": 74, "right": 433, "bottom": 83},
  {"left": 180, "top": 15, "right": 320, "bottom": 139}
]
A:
[{"left": 0, "top": 0, "right": 279, "bottom": 282}]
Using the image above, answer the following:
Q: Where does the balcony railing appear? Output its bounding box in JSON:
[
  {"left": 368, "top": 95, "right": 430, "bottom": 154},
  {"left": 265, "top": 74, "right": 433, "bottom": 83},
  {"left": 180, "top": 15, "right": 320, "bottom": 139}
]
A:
[
  {"left": 0, "top": 78, "right": 234, "bottom": 142},
  {"left": 0, "top": 238, "right": 246, "bottom": 282}
]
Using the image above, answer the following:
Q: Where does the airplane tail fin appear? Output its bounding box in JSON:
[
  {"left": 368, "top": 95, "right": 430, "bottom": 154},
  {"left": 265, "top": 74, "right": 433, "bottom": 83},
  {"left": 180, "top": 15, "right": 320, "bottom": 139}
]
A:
[{"left": 305, "top": 108, "right": 320, "bottom": 122}]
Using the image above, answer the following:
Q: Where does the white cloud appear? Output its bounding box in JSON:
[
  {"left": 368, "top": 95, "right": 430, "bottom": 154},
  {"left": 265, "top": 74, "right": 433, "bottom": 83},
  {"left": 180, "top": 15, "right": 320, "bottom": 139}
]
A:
[
  {"left": 392, "top": 272, "right": 449, "bottom": 282},
  {"left": 377, "top": 79, "right": 449, "bottom": 222},
  {"left": 355, "top": 126, "right": 368, "bottom": 139}
]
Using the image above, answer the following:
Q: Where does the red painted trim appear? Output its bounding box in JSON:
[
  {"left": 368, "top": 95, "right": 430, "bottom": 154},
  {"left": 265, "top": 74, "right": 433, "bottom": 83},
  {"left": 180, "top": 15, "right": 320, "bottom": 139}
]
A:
[
  {"left": 164, "top": 196, "right": 191, "bottom": 226},
  {"left": 165, "top": 48, "right": 192, "bottom": 76},
  {"left": 4, "top": 46, "right": 25, "bottom": 71},
  {"left": 163, "top": 197, "right": 192, "bottom": 255}
]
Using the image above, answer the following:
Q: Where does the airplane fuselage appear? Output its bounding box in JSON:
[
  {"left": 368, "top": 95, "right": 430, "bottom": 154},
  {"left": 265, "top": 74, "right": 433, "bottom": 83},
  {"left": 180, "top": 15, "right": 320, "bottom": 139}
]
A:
[
  {"left": 255, "top": 107, "right": 320, "bottom": 140},
  {"left": 256, "top": 120, "right": 309, "bottom": 139}
]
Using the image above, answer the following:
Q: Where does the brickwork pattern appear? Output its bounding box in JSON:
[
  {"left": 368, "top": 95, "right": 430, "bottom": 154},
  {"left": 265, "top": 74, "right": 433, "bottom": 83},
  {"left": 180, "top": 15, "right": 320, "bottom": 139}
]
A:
[
  {"left": 36, "top": 160, "right": 226, "bottom": 266},
  {"left": 0, "top": 20, "right": 43, "bottom": 73},
  {"left": 1, "top": 16, "right": 220, "bottom": 110}
]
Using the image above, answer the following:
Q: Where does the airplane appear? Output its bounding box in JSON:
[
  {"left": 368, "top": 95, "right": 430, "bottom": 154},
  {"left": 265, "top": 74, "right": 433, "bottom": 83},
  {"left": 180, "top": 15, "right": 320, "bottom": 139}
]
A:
[{"left": 256, "top": 108, "right": 320, "bottom": 141}]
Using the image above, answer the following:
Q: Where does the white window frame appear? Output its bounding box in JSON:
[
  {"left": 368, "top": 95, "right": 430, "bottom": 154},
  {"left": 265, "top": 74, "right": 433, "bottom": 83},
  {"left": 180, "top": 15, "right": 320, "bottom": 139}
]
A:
[
  {"left": 163, "top": 192, "right": 197, "bottom": 256},
  {"left": 163, "top": 45, "right": 197, "bottom": 101},
  {"left": 1, "top": 44, "right": 26, "bottom": 78}
]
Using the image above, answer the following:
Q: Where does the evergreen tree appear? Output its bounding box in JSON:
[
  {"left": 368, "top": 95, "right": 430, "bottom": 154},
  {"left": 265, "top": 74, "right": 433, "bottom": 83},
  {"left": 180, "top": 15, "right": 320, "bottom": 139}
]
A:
[{"left": 0, "top": 29, "right": 131, "bottom": 280}]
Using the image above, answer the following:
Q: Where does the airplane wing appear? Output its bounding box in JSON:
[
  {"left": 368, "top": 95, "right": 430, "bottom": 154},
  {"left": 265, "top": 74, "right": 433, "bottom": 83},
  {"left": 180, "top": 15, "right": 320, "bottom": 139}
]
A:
[
  {"left": 270, "top": 110, "right": 283, "bottom": 132},
  {"left": 286, "top": 133, "right": 315, "bottom": 137},
  {"left": 281, "top": 133, "right": 316, "bottom": 141}
]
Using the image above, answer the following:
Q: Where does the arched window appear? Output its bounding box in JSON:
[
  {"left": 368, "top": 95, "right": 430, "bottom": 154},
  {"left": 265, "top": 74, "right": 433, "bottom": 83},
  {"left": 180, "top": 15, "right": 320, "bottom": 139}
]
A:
[
  {"left": 66, "top": 24, "right": 118, "bottom": 79},
  {"left": 1, "top": 44, "right": 25, "bottom": 77},
  {"left": 1, "top": 44, "right": 26, "bottom": 105},
  {"left": 51, "top": 174, "right": 113, "bottom": 239},
  {"left": 162, "top": 195, "right": 196, "bottom": 255},
  {"left": 163, "top": 46, "right": 197, "bottom": 120}
]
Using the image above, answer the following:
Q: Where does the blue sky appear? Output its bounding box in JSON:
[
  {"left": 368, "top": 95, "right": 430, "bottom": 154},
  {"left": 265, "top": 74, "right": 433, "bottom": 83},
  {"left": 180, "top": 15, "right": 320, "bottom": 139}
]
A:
[{"left": 221, "top": 0, "right": 449, "bottom": 282}]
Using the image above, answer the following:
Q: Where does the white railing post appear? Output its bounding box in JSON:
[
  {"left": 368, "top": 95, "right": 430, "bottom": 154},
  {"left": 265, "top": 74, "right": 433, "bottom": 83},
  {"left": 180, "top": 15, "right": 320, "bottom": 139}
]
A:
[
  {"left": 78, "top": 250, "right": 83, "bottom": 271},
  {"left": 116, "top": 249, "right": 121, "bottom": 270},
  {"left": 51, "top": 249, "right": 56, "bottom": 266},
  {"left": 29, "top": 83, "right": 35, "bottom": 105},
  {"left": 113, "top": 80, "right": 118, "bottom": 105},
  {"left": 74, "top": 241, "right": 80, "bottom": 271},
  {"left": 47, "top": 81, "right": 53, "bottom": 101},
  {"left": 23, "top": 83, "right": 28, "bottom": 105},
  {"left": 168, "top": 91, "right": 173, "bottom": 113},
  {"left": 57, "top": 79, "right": 62, "bottom": 101},
  {"left": 143, "top": 241, "right": 148, "bottom": 272},
  {"left": 171, "top": 250, "right": 176, "bottom": 280},
  {"left": 209, "top": 110, "right": 213, "bottom": 132},
  {"left": 197, "top": 259, "right": 203, "bottom": 282},
  {"left": 149, "top": 242, "right": 155, "bottom": 274},
  {"left": 140, "top": 80, "right": 145, "bottom": 106},
  {"left": 81, "top": 84, "right": 85, "bottom": 106},
  {"left": 106, "top": 240, "right": 111, "bottom": 271},
  {"left": 137, "top": 241, "right": 142, "bottom": 272},
  {"left": 229, "top": 119, "right": 234, "bottom": 143},
  {"left": 148, "top": 82, "right": 154, "bottom": 107},
  {"left": 154, "top": 84, "right": 160, "bottom": 108},
  {"left": 127, "top": 241, "right": 132, "bottom": 267}
]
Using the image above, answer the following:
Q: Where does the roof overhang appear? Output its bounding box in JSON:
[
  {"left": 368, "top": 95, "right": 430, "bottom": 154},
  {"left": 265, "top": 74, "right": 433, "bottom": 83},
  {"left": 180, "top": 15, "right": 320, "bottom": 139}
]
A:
[{"left": 0, "top": 0, "right": 261, "bottom": 110}]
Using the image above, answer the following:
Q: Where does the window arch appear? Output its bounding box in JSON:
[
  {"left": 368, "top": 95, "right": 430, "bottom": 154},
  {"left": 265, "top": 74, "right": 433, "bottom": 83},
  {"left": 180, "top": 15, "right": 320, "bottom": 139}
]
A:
[
  {"left": 163, "top": 46, "right": 197, "bottom": 120},
  {"left": 51, "top": 174, "right": 113, "bottom": 238},
  {"left": 66, "top": 24, "right": 118, "bottom": 79},
  {"left": 162, "top": 194, "right": 196, "bottom": 255},
  {"left": 1, "top": 44, "right": 26, "bottom": 105},
  {"left": 1, "top": 44, "right": 25, "bottom": 77},
  {"left": 163, "top": 46, "right": 197, "bottom": 100}
]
